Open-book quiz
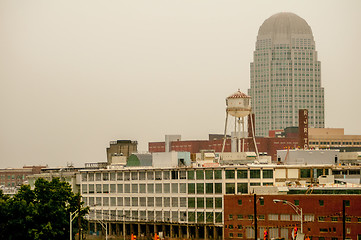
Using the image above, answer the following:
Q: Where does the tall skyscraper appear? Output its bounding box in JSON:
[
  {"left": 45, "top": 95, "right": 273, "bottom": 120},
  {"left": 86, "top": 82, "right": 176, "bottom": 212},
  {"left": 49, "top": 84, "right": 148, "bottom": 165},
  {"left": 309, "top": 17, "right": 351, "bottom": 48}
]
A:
[{"left": 248, "top": 12, "right": 324, "bottom": 136}]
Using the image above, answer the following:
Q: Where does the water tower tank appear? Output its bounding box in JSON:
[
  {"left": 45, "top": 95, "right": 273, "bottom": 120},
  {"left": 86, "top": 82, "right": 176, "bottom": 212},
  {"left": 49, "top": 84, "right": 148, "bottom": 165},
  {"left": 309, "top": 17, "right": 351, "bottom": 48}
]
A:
[{"left": 226, "top": 90, "right": 251, "bottom": 117}]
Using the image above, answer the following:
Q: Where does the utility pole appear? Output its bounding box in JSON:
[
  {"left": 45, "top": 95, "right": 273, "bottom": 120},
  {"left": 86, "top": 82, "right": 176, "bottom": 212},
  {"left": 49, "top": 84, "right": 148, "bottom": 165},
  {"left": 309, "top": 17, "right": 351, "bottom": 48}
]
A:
[
  {"left": 343, "top": 200, "right": 346, "bottom": 240},
  {"left": 254, "top": 194, "right": 257, "bottom": 240},
  {"left": 78, "top": 195, "right": 82, "bottom": 240}
]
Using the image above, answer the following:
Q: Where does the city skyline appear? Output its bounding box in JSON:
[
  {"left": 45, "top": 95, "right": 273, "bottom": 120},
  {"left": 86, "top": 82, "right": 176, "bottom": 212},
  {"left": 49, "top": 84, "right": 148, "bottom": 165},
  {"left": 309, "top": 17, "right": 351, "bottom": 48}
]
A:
[{"left": 1, "top": 0, "right": 361, "bottom": 168}]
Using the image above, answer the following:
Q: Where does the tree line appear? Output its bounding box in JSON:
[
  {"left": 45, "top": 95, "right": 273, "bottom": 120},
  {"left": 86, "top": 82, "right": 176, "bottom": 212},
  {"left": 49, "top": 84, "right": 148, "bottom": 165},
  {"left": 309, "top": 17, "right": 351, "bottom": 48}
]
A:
[{"left": 0, "top": 178, "right": 89, "bottom": 240}]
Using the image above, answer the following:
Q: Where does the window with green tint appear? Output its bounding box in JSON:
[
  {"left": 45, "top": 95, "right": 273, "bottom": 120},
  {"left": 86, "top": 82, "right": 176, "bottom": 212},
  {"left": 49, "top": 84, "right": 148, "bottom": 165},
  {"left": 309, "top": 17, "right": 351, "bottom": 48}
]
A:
[
  {"left": 206, "top": 183, "right": 213, "bottom": 194},
  {"left": 319, "top": 200, "right": 324, "bottom": 206},
  {"left": 250, "top": 170, "right": 260, "bottom": 178},
  {"left": 345, "top": 200, "right": 350, "bottom": 207},
  {"left": 197, "top": 198, "right": 204, "bottom": 208},
  {"left": 188, "top": 212, "right": 195, "bottom": 222},
  {"left": 294, "top": 200, "right": 299, "bottom": 206},
  {"left": 300, "top": 169, "right": 311, "bottom": 178},
  {"left": 206, "top": 212, "right": 213, "bottom": 223},
  {"left": 196, "top": 170, "right": 204, "bottom": 180},
  {"left": 205, "top": 170, "right": 213, "bottom": 179},
  {"left": 188, "top": 183, "right": 195, "bottom": 194},
  {"left": 262, "top": 169, "right": 273, "bottom": 178},
  {"left": 316, "top": 169, "right": 323, "bottom": 178},
  {"left": 215, "top": 198, "right": 222, "bottom": 208},
  {"left": 214, "top": 170, "right": 222, "bottom": 179},
  {"left": 197, "top": 183, "right": 204, "bottom": 194},
  {"left": 188, "top": 198, "right": 195, "bottom": 208},
  {"left": 226, "top": 183, "right": 235, "bottom": 194},
  {"left": 260, "top": 199, "right": 264, "bottom": 205},
  {"left": 206, "top": 198, "right": 213, "bottom": 208},
  {"left": 237, "top": 170, "right": 248, "bottom": 179},
  {"left": 238, "top": 200, "right": 242, "bottom": 205},
  {"left": 215, "top": 212, "right": 222, "bottom": 223},
  {"left": 237, "top": 183, "right": 248, "bottom": 194},
  {"left": 197, "top": 212, "right": 204, "bottom": 223},
  {"left": 215, "top": 183, "right": 222, "bottom": 194},
  {"left": 187, "top": 171, "right": 194, "bottom": 180},
  {"left": 225, "top": 170, "right": 235, "bottom": 179}
]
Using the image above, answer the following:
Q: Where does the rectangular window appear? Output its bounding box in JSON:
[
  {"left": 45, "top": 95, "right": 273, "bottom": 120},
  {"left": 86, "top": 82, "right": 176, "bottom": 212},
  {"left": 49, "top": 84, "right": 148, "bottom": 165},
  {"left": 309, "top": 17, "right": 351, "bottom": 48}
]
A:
[
  {"left": 188, "top": 197, "right": 195, "bottom": 208},
  {"left": 215, "top": 198, "right": 222, "bottom": 208},
  {"left": 238, "top": 199, "right": 242, "bottom": 205},
  {"left": 188, "top": 183, "right": 195, "bottom": 194},
  {"left": 172, "top": 183, "right": 178, "bottom": 193},
  {"left": 197, "top": 183, "right": 204, "bottom": 194},
  {"left": 147, "top": 184, "right": 154, "bottom": 193},
  {"left": 196, "top": 170, "right": 204, "bottom": 180},
  {"left": 205, "top": 170, "right": 213, "bottom": 179},
  {"left": 206, "top": 183, "right": 213, "bottom": 194},
  {"left": 237, "top": 183, "right": 248, "bottom": 194},
  {"left": 262, "top": 169, "right": 273, "bottom": 178},
  {"left": 237, "top": 170, "right": 248, "bottom": 179},
  {"left": 164, "top": 183, "right": 170, "bottom": 193},
  {"left": 215, "top": 183, "right": 222, "bottom": 194},
  {"left": 214, "top": 170, "right": 222, "bottom": 179},
  {"left": 268, "top": 214, "right": 278, "bottom": 221},
  {"left": 206, "top": 198, "right": 213, "bottom": 208},
  {"left": 155, "top": 183, "right": 162, "bottom": 193},
  {"left": 250, "top": 170, "right": 261, "bottom": 178},
  {"left": 197, "top": 198, "right": 204, "bottom": 208},
  {"left": 300, "top": 169, "right": 311, "bottom": 178},
  {"left": 226, "top": 183, "right": 235, "bottom": 194},
  {"left": 225, "top": 170, "right": 235, "bottom": 179},
  {"left": 319, "top": 200, "right": 324, "bottom": 206},
  {"left": 187, "top": 170, "right": 194, "bottom": 180}
]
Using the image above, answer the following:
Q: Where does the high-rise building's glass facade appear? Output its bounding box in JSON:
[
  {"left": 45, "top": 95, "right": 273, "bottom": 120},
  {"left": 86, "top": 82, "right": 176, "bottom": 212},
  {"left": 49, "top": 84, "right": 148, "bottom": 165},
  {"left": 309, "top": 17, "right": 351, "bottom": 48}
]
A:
[{"left": 248, "top": 12, "right": 324, "bottom": 136}]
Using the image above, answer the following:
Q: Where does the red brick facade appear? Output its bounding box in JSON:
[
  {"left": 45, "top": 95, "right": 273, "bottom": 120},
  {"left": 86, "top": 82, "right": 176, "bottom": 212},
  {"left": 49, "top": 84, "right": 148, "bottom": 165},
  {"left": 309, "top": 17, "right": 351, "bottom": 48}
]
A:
[{"left": 224, "top": 194, "right": 361, "bottom": 240}]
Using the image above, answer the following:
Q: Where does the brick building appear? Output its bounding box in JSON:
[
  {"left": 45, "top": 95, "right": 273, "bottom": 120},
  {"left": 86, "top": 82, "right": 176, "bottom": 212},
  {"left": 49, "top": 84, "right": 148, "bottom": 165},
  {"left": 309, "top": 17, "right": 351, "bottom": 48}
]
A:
[
  {"left": 0, "top": 165, "right": 45, "bottom": 187},
  {"left": 224, "top": 194, "right": 361, "bottom": 240}
]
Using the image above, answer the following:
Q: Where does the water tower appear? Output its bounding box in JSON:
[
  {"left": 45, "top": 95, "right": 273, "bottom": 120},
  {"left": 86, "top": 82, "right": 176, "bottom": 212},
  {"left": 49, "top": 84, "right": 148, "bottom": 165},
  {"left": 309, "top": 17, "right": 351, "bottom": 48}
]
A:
[{"left": 221, "top": 90, "right": 258, "bottom": 157}]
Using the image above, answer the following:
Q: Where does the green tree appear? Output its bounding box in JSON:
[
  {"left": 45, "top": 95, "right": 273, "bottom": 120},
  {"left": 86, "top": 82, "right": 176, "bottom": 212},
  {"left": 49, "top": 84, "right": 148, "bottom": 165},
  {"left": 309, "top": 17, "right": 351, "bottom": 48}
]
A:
[{"left": 0, "top": 178, "right": 89, "bottom": 240}]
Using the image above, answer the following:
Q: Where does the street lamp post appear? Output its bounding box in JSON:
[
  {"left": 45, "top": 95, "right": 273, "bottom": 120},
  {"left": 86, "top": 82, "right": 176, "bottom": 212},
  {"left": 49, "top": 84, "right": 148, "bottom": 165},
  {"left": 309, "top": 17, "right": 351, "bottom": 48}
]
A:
[
  {"left": 70, "top": 210, "right": 79, "bottom": 240},
  {"left": 273, "top": 199, "right": 303, "bottom": 233}
]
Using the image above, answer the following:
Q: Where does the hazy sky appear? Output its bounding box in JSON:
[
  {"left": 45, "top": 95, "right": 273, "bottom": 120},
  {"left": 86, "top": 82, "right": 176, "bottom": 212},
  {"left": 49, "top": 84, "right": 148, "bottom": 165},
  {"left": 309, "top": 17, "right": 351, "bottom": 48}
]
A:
[{"left": 1, "top": 0, "right": 360, "bottom": 168}]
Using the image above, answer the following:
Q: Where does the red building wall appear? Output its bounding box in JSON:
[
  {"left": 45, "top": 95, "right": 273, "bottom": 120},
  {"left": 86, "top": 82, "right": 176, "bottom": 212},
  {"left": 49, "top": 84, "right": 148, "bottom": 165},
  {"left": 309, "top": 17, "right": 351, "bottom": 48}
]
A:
[
  {"left": 149, "top": 137, "right": 299, "bottom": 162},
  {"left": 224, "top": 194, "right": 361, "bottom": 240}
]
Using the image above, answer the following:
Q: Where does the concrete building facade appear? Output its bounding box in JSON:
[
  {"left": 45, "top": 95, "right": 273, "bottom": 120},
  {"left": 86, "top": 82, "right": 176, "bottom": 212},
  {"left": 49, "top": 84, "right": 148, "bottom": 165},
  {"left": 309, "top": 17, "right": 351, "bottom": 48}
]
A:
[{"left": 248, "top": 12, "right": 325, "bottom": 136}]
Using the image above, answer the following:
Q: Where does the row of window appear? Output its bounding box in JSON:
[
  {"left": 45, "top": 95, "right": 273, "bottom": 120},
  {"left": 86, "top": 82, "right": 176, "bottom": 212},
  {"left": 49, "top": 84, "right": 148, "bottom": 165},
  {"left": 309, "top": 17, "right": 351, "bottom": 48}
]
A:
[
  {"left": 88, "top": 209, "right": 223, "bottom": 223},
  {"left": 81, "top": 169, "right": 274, "bottom": 182},
  {"left": 84, "top": 196, "right": 223, "bottom": 209},
  {"left": 82, "top": 182, "right": 274, "bottom": 195}
]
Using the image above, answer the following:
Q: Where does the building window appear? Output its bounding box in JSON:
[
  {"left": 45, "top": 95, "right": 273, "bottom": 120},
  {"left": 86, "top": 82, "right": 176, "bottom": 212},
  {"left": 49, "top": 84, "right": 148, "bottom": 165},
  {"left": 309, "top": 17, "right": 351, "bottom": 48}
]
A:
[
  {"left": 226, "top": 183, "right": 235, "bottom": 194},
  {"left": 237, "top": 170, "right": 248, "bottom": 179},
  {"left": 263, "top": 169, "right": 273, "bottom": 178},
  {"left": 238, "top": 199, "right": 242, "bottom": 205},
  {"left": 318, "top": 216, "right": 325, "bottom": 222},
  {"left": 268, "top": 214, "right": 278, "bottom": 221},
  {"left": 225, "top": 170, "right": 235, "bottom": 179},
  {"left": 237, "top": 215, "right": 243, "bottom": 220},
  {"left": 294, "top": 200, "right": 299, "bottom": 206},
  {"left": 300, "top": 169, "right": 311, "bottom": 178},
  {"left": 250, "top": 170, "right": 261, "bottom": 178},
  {"left": 344, "top": 200, "right": 350, "bottom": 207},
  {"left": 331, "top": 217, "right": 338, "bottom": 222},
  {"left": 188, "top": 183, "right": 195, "bottom": 194},
  {"left": 214, "top": 170, "right": 222, "bottom": 179},
  {"left": 196, "top": 170, "right": 204, "bottom": 180},
  {"left": 205, "top": 170, "right": 213, "bottom": 179},
  {"left": 319, "top": 200, "right": 324, "bottom": 206}
]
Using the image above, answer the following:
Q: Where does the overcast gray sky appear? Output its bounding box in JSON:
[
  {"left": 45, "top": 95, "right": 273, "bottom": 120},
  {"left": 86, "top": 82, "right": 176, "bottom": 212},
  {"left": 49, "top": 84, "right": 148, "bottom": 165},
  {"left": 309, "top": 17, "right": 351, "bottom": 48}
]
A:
[{"left": 1, "top": 0, "right": 360, "bottom": 168}]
